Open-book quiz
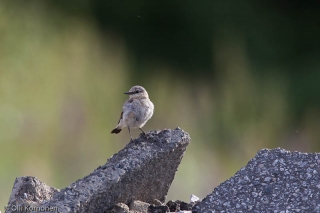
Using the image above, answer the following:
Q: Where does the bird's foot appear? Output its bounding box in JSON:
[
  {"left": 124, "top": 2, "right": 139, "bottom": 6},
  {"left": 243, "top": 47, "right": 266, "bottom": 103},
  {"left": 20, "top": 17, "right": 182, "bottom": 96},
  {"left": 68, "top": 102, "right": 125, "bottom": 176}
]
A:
[{"left": 144, "top": 133, "right": 150, "bottom": 141}]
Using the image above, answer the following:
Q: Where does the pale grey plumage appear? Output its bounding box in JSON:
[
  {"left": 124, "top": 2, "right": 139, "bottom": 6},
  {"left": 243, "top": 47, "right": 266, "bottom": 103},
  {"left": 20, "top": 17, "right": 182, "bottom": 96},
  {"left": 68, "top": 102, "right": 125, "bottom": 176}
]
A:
[{"left": 111, "top": 85, "right": 154, "bottom": 141}]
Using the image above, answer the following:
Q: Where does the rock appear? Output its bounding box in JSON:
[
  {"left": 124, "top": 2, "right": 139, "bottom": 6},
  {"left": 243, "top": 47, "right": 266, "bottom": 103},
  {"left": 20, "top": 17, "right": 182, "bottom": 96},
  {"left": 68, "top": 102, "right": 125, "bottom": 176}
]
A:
[
  {"left": 166, "top": 200, "right": 179, "bottom": 212},
  {"left": 193, "top": 148, "right": 320, "bottom": 212},
  {"left": 106, "top": 203, "right": 130, "bottom": 213},
  {"left": 5, "top": 128, "right": 190, "bottom": 213},
  {"left": 190, "top": 194, "right": 200, "bottom": 203},
  {"left": 151, "top": 199, "right": 163, "bottom": 206},
  {"left": 4, "top": 176, "right": 59, "bottom": 213},
  {"left": 129, "top": 200, "right": 150, "bottom": 213},
  {"left": 178, "top": 200, "right": 192, "bottom": 211},
  {"left": 166, "top": 200, "right": 192, "bottom": 212},
  {"left": 148, "top": 205, "right": 169, "bottom": 213}
]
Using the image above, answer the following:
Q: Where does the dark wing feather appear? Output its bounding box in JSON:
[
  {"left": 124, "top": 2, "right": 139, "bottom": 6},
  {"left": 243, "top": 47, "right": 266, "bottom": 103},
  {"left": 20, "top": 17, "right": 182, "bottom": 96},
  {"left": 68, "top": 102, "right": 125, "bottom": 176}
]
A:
[
  {"left": 111, "top": 111, "right": 124, "bottom": 134},
  {"left": 111, "top": 128, "right": 121, "bottom": 134},
  {"left": 117, "top": 111, "right": 123, "bottom": 124}
]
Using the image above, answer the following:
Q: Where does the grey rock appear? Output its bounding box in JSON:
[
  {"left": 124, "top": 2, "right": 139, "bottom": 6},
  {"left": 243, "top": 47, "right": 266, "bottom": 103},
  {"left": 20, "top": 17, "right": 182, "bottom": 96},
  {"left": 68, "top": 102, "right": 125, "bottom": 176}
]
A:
[
  {"left": 129, "top": 200, "right": 150, "bottom": 213},
  {"left": 193, "top": 148, "right": 320, "bottom": 213},
  {"left": 5, "top": 128, "right": 190, "bottom": 213},
  {"left": 148, "top": 204, "right": 169, "bottom": 213},
  {"left": 106, "top": 203, "right": 130, "bottom": 213},
  {"left": 178, "top": 201, "right": 192, "bottom": 211},
  {"left": 190, "top": 194, "right": 200, "bottom": 203},
  {"left": 166, "top": 200, "right": 180, "bottom": 212},
  {"left": 166, "top": 200, "right": 192, "bottom": 212},
  {"left": 151, "top": 199, "right": 163, "bottom": 206},
  {"left": 4, "top": 176, "right": 59, "bottom": 213}
]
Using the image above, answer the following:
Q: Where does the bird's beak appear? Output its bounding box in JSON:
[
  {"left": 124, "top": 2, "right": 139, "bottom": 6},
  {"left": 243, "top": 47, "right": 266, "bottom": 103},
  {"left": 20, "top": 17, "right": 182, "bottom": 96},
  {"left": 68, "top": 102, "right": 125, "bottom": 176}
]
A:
[{"left": 124, "top": 91, "right": 135, "bottom": 95}]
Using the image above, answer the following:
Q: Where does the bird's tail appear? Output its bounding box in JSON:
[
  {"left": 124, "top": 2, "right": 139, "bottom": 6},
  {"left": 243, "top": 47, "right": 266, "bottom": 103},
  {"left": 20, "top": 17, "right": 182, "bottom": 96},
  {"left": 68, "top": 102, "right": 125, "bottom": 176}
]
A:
[{"left": 111, "top": 128, "right": 122, "bottom": 134}]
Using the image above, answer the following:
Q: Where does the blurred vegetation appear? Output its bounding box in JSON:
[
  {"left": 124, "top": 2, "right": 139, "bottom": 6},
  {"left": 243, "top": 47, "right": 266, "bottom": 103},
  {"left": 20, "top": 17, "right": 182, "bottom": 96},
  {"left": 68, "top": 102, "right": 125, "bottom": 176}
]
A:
[{"left": 1, "top": 0, "right": 320, "bottom": 210}]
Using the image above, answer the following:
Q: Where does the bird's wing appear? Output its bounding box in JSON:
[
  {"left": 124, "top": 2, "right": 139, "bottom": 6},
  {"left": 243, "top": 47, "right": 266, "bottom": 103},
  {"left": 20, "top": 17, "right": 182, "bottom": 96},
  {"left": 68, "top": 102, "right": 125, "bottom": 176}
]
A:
[
  {"left": 117, "top": 111, "right": 123, "bottom": 125},
  {"left": 123, "top": 98, "right": 134, "bottom": 111},
  {"left": 119, "top": 98, "right": 136, "bottom": 125}
]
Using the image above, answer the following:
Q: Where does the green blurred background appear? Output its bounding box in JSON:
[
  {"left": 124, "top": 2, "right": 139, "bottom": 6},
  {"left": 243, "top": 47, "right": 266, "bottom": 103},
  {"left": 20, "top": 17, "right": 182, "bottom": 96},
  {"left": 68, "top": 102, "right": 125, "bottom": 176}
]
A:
[{"left": 1, "top": 0, "right": 320, "bottom": 209}]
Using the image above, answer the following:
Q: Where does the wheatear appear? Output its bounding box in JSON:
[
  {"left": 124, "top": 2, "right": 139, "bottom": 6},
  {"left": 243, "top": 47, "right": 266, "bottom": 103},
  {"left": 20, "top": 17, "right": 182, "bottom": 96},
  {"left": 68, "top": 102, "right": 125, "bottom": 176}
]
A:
[{"left": 111, "top": 85, "right": 154, "bottom": 141}]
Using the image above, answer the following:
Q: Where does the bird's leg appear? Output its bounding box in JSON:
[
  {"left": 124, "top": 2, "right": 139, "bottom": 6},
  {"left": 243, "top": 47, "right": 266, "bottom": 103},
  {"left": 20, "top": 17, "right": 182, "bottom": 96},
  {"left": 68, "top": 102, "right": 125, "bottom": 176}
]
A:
[
  {"left": 128, "top": 126, "right": 133, "bottom": 142},
  {"left": 139, "top": 128, "right": 146, "bottom": 135},
  {"left": 139, "top": 128, "right": 149, "bottom": 141}
]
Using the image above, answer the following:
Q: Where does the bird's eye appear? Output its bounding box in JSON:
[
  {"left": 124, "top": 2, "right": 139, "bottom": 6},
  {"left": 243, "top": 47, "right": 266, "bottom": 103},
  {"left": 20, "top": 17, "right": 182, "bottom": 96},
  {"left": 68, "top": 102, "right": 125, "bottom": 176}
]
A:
[{"left": 136, "top": 90, "right": 139, "bottom": 93}]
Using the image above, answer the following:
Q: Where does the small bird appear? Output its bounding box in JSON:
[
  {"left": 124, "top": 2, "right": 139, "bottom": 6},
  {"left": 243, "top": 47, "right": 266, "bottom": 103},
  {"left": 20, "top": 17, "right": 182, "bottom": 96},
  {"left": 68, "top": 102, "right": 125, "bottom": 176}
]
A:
[{"left": 111, "top": 85, "right": 154, "bottom": 141}]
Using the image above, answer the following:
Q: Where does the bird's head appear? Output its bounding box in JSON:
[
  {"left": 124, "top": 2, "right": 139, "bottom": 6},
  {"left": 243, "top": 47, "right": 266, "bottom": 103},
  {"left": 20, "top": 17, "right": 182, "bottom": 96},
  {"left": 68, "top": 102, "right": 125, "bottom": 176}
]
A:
[{"left": 124, "top": 85, "right": 149, "bottom": 98}]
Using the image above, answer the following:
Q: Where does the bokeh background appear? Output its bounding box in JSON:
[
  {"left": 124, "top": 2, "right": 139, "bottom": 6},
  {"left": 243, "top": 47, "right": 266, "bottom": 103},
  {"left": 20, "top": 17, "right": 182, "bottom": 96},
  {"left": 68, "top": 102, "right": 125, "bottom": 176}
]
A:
[{"left": 1, "top": 0, "right": 320, "bottom": 209}]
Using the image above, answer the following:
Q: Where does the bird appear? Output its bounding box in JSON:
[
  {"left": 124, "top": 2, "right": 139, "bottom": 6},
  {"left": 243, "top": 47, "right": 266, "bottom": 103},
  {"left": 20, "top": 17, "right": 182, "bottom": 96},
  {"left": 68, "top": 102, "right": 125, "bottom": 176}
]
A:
[{"left": 111, "top": 85, "right": 154, "bottom": 141}]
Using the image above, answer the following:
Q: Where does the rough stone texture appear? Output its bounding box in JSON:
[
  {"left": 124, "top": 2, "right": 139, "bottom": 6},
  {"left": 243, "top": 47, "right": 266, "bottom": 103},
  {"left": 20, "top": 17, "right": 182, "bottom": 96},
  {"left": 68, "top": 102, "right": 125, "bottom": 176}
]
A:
[
  {"left": 167, "top": 200, "right": 180, "bottom": 212},
  {"left": 106, "top": 203, "right": 130, "bottom": 213},
  {"left": 5, "top": 128, "right": 190, "bottom": 213},
  {"left": 148, "top": 205, "right": 169, "bottom": 213},
  {"left": 152, "top": 199, "right": 163, "bottom": 206},
  {"left": 190, "top": 194, "right": 200, "bottom": 203},
  {"left": 5, "top": 176, "right": 59, "bottom": 211},
  {"left": 166, "top": 200, "right": 192, "bottom": 212},
  {"left": 193, "top": 148, "right": 320, "bottom": 213},
  {"left": 178, "top": 201, "right": 192, "bottom": 211},
  {"left": 129, "top": 200, "right": 150, "bottom": 213}
]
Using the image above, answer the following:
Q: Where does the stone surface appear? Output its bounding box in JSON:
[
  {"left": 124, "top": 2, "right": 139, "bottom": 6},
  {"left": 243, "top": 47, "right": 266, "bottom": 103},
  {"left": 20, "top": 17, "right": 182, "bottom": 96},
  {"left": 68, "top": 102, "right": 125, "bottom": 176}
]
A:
[
  {"left": 193, "top": 148, "right": 320, "bottom": 213},
  {"left": 129, "top": 200, "right": 150, "bottom": 213},
  {"left": 166, "top": 200, "right": 192, "bottom": 212},
  {"left": 106, "top": 203, "right": 130, "bottom": 213},
  {"left": 152, "top": 199, "right": 163, "bottom": 206},
  {"left": 148, "top": 205, "right": 169, "bottom": 213},
  {"left": 4, "top": 176, "right": 59, "bottom": 212},
  {"left": 178, "top": 201, "right": 192, "bottom": 211},
  {"left": 190, "top": 194, "right": 200, "bottom": 203},
  {"left": 167, "top": 200, "right": 180, "bottom": 212},
  {"left": 5, "top": 128, "right": 190, "bottom": 213}
]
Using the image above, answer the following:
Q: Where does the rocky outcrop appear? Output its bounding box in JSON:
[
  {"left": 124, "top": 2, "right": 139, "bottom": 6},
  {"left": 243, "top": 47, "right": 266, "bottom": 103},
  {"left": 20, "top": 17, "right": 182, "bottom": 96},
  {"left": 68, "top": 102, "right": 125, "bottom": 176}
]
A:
[
  {"left": 5, "top": 128, "right": 190, "bottom": 213},
  {"left": 193, "top": 148, "right": 320, "bottom": 213}
]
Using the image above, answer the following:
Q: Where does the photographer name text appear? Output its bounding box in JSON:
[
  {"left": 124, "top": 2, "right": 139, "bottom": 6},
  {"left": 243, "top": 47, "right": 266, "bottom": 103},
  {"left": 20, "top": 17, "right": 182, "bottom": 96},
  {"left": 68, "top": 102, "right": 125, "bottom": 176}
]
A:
[{"left": 4, "top": 205, "right": 57, "bottom": 212}]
